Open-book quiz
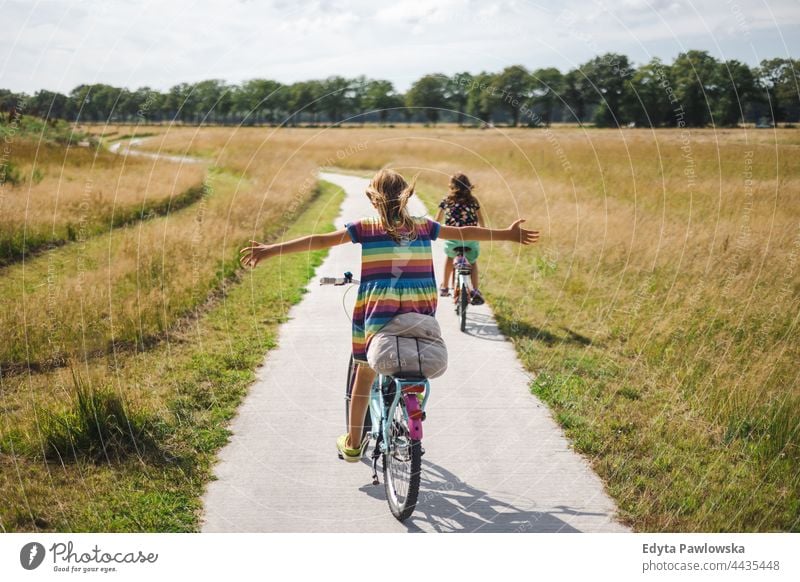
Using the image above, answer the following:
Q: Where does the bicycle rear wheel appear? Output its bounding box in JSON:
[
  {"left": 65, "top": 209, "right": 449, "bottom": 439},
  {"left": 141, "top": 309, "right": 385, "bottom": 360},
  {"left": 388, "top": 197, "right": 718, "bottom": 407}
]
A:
[
  {"left": 345, "top": 354, "right": 371, "bottom": 440},
  {"left": 383, "top": 385, "right": 422, "bottom": 521},
  {"left": 459, "top": 280, "right": 468, "bottom": 332}
]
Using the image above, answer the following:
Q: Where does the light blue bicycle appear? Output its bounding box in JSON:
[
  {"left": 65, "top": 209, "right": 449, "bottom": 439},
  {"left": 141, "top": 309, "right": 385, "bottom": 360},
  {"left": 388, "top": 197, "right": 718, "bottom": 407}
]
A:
[{"left": 322, "top": 272, "right": 430, "bottom": 521}]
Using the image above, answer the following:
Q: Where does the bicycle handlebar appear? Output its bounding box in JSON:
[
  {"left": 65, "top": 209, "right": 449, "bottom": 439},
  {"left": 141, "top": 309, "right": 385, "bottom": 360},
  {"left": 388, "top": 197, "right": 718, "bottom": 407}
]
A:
[{"left": 319, "top": 271, "right": 359, "bottom": 286}]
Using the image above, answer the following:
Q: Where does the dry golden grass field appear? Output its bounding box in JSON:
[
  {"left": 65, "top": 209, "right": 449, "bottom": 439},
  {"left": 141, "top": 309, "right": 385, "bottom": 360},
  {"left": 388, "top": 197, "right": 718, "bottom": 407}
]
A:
[
  {"left": 1, "top": 132, "right": 205, "bottom": 266},
  {"left": 1, "top": 123, "right": 797, "bottom": 531}
]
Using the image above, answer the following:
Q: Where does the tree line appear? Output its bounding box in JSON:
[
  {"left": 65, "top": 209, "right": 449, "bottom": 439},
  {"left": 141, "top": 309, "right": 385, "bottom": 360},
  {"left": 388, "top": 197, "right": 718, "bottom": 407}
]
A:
[{"left": 1, "top": 51, "right": 797, "bottom": 128}]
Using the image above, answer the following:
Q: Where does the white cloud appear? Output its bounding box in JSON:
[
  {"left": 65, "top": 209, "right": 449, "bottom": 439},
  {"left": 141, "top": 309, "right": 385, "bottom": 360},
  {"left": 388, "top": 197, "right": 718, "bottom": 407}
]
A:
[{"left": 0, "top": 0, "right": 797, "bottom": 94}]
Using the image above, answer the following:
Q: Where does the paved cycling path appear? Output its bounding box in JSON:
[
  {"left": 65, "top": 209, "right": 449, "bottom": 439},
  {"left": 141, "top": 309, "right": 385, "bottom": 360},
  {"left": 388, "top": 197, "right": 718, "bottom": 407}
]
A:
[{"left": 201, "top": 172, "right": 629, "bottom": 533}]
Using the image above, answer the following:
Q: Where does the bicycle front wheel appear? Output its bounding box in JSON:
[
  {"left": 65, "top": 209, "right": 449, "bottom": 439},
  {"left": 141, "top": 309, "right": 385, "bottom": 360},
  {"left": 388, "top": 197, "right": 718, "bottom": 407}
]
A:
[
  {"left": 459, "top": 281, "right": 468, "bottom": 332},
  {"left": 383, "top": 393, "right": 422, "bottom": 521}
]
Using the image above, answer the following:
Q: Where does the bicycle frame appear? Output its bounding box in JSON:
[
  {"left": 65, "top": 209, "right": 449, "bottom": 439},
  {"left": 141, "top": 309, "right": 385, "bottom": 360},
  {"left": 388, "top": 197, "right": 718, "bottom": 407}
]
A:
[
  {"left": 325, "top": 273, "right": 430, "bottom": 514},
  {"left": 451, "top": 250, "right": 472, "bottom": 292},
  {"left": 369, "top": 375, "right": 430, "bottom": 450}
]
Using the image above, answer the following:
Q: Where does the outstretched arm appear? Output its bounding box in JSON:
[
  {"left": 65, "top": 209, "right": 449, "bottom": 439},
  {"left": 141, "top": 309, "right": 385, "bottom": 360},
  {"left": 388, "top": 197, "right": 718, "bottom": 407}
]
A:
[
  {"left": 240, "top": 228, "right": 351, "bottom": 268},
  {"left": 439, "top": 219, "right": 539, "bottom": 245}
]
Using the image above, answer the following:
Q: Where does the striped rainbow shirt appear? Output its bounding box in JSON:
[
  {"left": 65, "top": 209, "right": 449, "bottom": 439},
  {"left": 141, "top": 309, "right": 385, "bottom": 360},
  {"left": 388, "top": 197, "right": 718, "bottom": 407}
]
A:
[{"left": 345, "top": 216, "right": 441, "bottom": 364}]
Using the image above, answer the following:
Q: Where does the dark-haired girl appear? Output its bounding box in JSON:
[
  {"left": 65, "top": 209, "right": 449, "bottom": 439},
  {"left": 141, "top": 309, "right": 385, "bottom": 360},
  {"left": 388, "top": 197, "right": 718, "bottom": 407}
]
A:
[{"left": 434, "top": 172, "right": 485, "bottom": 305}]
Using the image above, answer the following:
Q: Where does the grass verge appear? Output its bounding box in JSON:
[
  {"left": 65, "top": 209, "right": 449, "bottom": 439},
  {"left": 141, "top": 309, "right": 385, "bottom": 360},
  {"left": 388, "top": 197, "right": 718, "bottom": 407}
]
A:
[
  {"left": 0, "top": 180, "right": 345, "bottom": 531},
  {"left": 414, "top": 183, "right": 799, "bottom": 532}
]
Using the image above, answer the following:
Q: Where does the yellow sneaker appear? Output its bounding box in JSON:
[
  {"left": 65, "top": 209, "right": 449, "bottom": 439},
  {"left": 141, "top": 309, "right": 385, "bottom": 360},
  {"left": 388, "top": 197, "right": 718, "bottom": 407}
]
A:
[{"left": 336, "top": 434, "right": 368, "bottom": 462}]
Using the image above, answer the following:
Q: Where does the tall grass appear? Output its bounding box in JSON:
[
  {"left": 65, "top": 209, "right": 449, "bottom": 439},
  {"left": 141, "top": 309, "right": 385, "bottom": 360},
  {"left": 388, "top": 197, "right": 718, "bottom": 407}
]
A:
[
  {"left": 0, "top": 136, "right": 205, "bottom": 265},
  {"left": 2, "top": 124, "right": 797, "bottom": 530},
  {"left": 0, "top": 181, "right": 345, "bottom": 532},
  {"left": 152, "top": 125, "right": 795, "bottom": 531},
  {"left": 36, "top": 368, "right": 164, "bottom": 464},
  {"left": 0, "top": 129, "right": 322, "bottom": 370}
]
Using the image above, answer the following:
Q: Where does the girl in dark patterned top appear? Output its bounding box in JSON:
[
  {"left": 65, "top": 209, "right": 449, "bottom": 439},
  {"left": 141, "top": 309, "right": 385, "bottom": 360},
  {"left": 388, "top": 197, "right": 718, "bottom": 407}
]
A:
[{"left": 434, "top": 173, "right": 486, "bottom": 305}]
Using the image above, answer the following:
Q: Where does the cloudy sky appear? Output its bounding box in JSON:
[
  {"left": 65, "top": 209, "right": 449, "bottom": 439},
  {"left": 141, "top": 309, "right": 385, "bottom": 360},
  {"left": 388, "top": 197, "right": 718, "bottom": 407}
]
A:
[{"left": 2, "top": 0, "right": 798, "bottom": 94}]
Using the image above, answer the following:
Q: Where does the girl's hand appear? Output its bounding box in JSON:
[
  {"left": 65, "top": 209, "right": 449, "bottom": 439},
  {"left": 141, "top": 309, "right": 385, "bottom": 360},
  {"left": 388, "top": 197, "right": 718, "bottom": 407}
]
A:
[
  {"left": 506, "top": 219, "right": 540, "bottom": 245},
  {"left": 239, "top": 240, "right": 274, "bottom": 268}
]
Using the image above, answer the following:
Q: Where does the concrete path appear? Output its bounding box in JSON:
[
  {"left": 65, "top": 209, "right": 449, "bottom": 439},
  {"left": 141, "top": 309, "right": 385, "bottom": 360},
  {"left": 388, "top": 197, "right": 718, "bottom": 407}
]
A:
[{"left": 201, "top": 172, "right": 629, "bottom": 533}]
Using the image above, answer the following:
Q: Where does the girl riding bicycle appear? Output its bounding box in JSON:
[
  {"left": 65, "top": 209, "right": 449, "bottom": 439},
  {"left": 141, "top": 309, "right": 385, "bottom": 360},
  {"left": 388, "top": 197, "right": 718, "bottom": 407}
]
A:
[
  {"left": 240, "top": 169, "right": 538, "bottom": 462},
  {"left": 434, "top": 173, "right": 485, "bottom": 305}
]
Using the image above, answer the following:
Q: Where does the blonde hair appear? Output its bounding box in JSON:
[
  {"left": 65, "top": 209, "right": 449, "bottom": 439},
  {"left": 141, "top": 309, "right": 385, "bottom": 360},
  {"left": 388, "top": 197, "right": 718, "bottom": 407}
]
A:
[{"left": 366, "top": 169, "right": 418, "bottom": 243}]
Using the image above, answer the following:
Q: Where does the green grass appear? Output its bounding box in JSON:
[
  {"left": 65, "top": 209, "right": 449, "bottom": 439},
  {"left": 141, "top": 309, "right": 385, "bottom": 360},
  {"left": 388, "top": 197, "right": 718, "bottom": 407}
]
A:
[
  {"left": 0, "top": 167, "right": 244, "bottom": 370},
  {"left": 415, "top": 183, "right": 800, "bottom": 532},
  {"left": 34, "top": 368, "right": 166, "bottom": 464},
  {"left": 0, "top": 180, "right": 345, "bottom": 532},
  {"left": 110, "top": 133, "right": 158, "bottom": 142},
  {"left": 0, "top": 115, "right": 96, "bottom": 147},
  {"left": 0, "top": 182, "right": 207, "bottom": 267}
]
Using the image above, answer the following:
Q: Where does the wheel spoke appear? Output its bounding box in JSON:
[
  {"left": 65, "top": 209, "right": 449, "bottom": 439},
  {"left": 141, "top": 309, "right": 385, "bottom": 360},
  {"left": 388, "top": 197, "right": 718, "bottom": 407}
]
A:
[
  {"left": 381, "top": 382, "right": 422, "bottom": 521},
  {"left": 385, "top": 404, "right": 413, "bottom": 507}
]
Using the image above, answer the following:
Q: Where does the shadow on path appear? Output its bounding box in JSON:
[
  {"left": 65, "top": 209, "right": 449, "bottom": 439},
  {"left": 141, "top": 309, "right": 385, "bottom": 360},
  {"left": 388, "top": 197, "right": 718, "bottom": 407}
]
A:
[
  {"left": 359, "top": 458, "right": 607, "bottom": 532},
  {"left": 492, "top": 315, "right": 598, "bottom": 348},
  {"left": 461, "top": 312, "right": 506, "bottom": 342}
]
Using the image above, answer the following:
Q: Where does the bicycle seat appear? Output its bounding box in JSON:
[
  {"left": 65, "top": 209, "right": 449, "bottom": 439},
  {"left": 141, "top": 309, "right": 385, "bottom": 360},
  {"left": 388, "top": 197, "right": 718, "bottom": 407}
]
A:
[{"left": 393, "top": 373, "right": 427, "bottom": 381}]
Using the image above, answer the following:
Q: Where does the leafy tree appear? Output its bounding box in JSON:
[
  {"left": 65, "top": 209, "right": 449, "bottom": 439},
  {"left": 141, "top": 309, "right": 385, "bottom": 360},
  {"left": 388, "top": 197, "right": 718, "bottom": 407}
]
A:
[
  {"left": 465, "top": 71, "right": 494, "bottom": 123},
  {"left": 68, "top": 84, "right": 123, "bottom": 122},
  {"left": 405, "top": 74, "right": 448, "bottom": 124},
  {"left": 164, "top": 83, "right": 198, "bottom": 123},
  {"left": 125, "top": 87, "right": 166, "bottom": 123},
  {"left": 490, "top": 65, "right": 530, "bottom": 126},
  {"left": 8, "top": 52, "right": 790, "bottom": 129},
  {"left": 363, "top": 80, "right": 402, "bottom": 124},
  {"left": 115, "top": 89, "right": 139, "bottom": 122},
  {"left": 347, "top": 75, "right": 369, "bottom": 122},
  {"left": 530, "top": 67, "right": 563, "bottom": 126},
  {"left": 580, "top": 53, "right": 634, "bottom": 127},
  {"left": 623, "top": 58, "right": 674, "bottom": 127},
  {"left": 714, "top": 60, "right": 759, "bottom": 127},
  {"left": 162, "top": 83, "right": 186, "bottom": 122},
  {"left": 319, "top": 76, "right": 351, "bottom": 123},
  {"left": 28, "top": 90, "right": 69, "bottom": 121},
  {"left": 233, "top": 79, "right": 286, "bottom": 124},
  {"left": 670, "top": 50, "right": 720, "bottom": 127},
  {"left": 446, "top": 72, "right": 473, "bottom": 125},
  {"left": 561, "top": 69, "right": 591, "bottom": 123},
  {"left": 288, "top": 81, "right": 321, "bottom": 125},
  {"left": 190, "top": 79, "right": 232, "bottom": 123},
  {"left": 0, "top": 89, "right": 21, "bottom": 121},
  {"left": 758, "top": 58, "right": 800, "bottom": 123}
]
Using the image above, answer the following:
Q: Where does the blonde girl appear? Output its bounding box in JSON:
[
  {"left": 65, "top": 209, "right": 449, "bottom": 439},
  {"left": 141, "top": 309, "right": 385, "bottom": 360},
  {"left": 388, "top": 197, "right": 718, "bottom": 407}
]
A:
[{"left": 240, "top": 169, "right": 538, "bottom": 461}]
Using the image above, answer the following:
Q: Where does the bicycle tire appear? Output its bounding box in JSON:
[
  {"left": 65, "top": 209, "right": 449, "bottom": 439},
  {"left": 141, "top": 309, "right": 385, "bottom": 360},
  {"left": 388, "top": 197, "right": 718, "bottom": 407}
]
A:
[
  {"left": 345, "top": 354, "right": 371, "bottom": 440},
  {"left": 382, "top": 396, "right": 422, "bottom": 521},
  {"left": 459, "top": 281, "right": 468, "bottom": 332}
]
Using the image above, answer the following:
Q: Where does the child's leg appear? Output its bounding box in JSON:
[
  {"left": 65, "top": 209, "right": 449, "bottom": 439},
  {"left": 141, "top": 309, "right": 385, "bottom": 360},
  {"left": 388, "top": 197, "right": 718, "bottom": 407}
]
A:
[
  {"left": 442, "top": 257, "right": 454, "bottom": 290},
  {"left": 470, "top": 260, "right": 479, "bottom": 290},
  {"left": 348, "top": 363, "right": 376, "bottom": 448}
]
